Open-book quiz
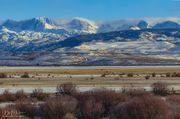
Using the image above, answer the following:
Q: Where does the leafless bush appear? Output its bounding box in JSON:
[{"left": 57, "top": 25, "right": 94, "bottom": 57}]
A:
[
  {"left": 151, "top": 82, "right": 169, "bottom": 96},
  {"left": 167, "top": 95, "right": 180, "bottom": 104},
  {"left": 30, "top": 88, "right": 49, "bottom": 101},
  {"left": 79, "top": 97, "right": 104, "bottom": 119},
  {"left": 174, "top": 112, "right": 180, "bottom": 119},
  {"left": 124, "top": 88, "right": 149, "bottom": 97},
  {"left": 21, "top": 72, "right": 30, "bottom": 78},
  {"left": 15, "top": 90, "right": 28, "bottom": 100},
  {"left": 171, "top": 72, "right": 180, "bottom": 77},
  {"left": 0, "top": 73, "right": 7, "bottom": 78},
  {"left": 0, "top": 88, "right": 177, "bottom": 119},
  {"left": 127, "top": 73, "right": 133, "bottom": 77},
  {"left": 119, "top": 73, "right": 125, "bottom": 77},
  {"left": 40, "top": 96, "right": 77, "bottom": 119},
  {"left": 145, "top": 75, "right": 150, "bottom": 80},
  {"left": 57, "top": 82, "right": 77, "bottom": 95},
  {"left": 152, "top": 73, "right": 156, "bottom": 77},
  {"left": 75, "top": 89, "right": 128, "bottom": 118},
  {"left": 166, "top": 73, "right": 171, "bottom": 77},
  {"left": 13, "top": 100, "right": 38, "bottom": 118},
  {"left": 0, "top": 90, "right": 16, "bottom": 102},
  {"left": 0, "top": 90, "right": 28, "bottom": 102},
  {"left": 101, "top": 73, "right": 106, "bottom": 77},
  {"left": 166, "top": 95, "right": 180, "bottom": 111},
  {"left": 112, "top": 95, "right": 171, "bottom": 119}
]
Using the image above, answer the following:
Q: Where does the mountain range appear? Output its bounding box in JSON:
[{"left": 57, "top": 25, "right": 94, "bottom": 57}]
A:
[
  {"left": 1, "top": 17, "right": 180, "bottom": 65},
  {"left": 2, "top": 17, "right": 180, "bottom": 34}
]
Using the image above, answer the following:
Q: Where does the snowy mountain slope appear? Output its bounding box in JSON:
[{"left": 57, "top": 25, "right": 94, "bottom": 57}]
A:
[
  {"left": 1, "top": 26, "right": 180, "bottom": 52},
  {"left": 1, "top": 17, "right": 98, "bottom": 35},
  {"left": 2, "top": 17, "right": 71, "bottom": 36},
  {"left": 22, "top": 28, "right": 180, "bottom": 59},
  {"left": 153, "top": 21, "right": 180, "bottom": 29},
  {"left": 1, "top": 17, "right": 180, "bottom": 65},
  {"left": 65, "top": 17, "right": 98, "bottom": 34},
  {"left": 97, "top": 19, "right": 139, "bottom": 33},
  {"left": 137, "top": 20, "right": 149, "bottom": 29},
  {"left": 0, "top": 26, "right": 68, "bottom": 51},
  {"left": 1, "top": 17, "right": 180, "bottom": 52},
  {"left": 97, "top": 17, "right": 180, "bottom": 32},
  {"left": 1, "top": 17, "right": 180, "bottom": 35},
  {"left": 49, "top": 29, "right": 180, "bottom": 65}
]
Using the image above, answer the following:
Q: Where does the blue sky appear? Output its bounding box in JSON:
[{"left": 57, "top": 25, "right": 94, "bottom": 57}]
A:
[{"left": 0, "top": 0, "right": 179, "bottom": 20}]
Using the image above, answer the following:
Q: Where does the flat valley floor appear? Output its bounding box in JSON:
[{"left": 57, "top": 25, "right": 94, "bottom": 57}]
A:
[{"left": 0, "top": 66, "right": 179, "bottom": 93}]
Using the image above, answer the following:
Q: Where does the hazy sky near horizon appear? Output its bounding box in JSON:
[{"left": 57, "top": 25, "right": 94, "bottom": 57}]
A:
[{"left": 0, "top": 0, "right": 179, "bottom": 20}]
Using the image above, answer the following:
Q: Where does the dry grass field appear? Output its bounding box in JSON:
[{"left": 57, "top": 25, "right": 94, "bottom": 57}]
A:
[
  {"left": 1, "top": 66, "right": 180, "bottom": 74},
  {"left": 0, "top": 66, "right": 179, "bottom": 93}
]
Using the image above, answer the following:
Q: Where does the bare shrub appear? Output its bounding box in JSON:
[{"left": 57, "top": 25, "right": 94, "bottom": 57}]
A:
[
  {"left": 0, "top": 90, "right": 16, "bottom": 102},
  {"left": 152, "top": 73, "right": 156, "bottom": 77},
  {"left": 124, "top": 88, "right": 149, "bottom": 97},
  {"left": 174, "top": 112, "right": 180, "bottom": 119},
  {"left": 0, "top": 73, "right": 7, "bottom": 78},
  {"left": 30, "top": 88, "right": 49, "bottom": 101},
  {"left": 172, "top": 72, "right": 180, "bottom": 77},
  {"left": 21, "top": 72, "right": 30, "bottom": 78},
  {"left": 13, "top": 100, "right": 38, "bottom": 118},
  {"left": 127, "top": 73, "right": 133, "bottom": 77},
  {"left": 40, "top": 96, "right": 77, "bottom": 119},
  {"left": 145, "top": 75, "right": 150, "bottom": 80},
  {"left": 166, "top": 73, "right": 171, "bottom": 77},
  {"left": 167, "top": 95, "right": 180, "bottom": 104},
  {"left": 151, "top": 82, "right": 169, "bottom": 96},
  {"left": 101, "top": 73, "right": 106, "bottom": 77},
  {"left": 75, "top": 89, "right": 128, "bottom": 118},
  {"left": 57, "top": 82, "right": 77, "bottom": 95},
  {"left": 112, "top": 95, "right": 171, "bottom": 119},
  {"left": 0, "top": 90, "right": 28, "bottom": 102},
  {"left": 119, "top": 73, "right": 125, "bottom": 77},
  {"left": 15, "top": 90, "right": 28, "bottom": 100},
  {"left": 79, "top": 97, "right": 104, "bottom": 119},
  {"left": 166, "top": 95, "right": 180, "bottom": 111}
]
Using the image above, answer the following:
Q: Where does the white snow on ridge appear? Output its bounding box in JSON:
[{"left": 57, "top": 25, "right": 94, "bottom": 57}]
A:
[
  {"left": 75, "top": 41, "right": 175, "bottom": 54},
  {"left": 2, "top": 17, "right": 180, "bottom": 35}
]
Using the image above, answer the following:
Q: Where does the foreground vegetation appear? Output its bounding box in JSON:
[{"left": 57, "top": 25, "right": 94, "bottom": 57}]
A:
[
  {"left": 0, "top": 82, "right": 179, "bottom": 119},
  {"left": 0, "top": 67, "right": 179, "bottom": 119}
]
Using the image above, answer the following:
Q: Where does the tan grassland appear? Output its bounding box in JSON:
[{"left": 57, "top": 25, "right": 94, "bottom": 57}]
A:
[{"left": 0, "top": 67, "right": 178, "bottom": 91}]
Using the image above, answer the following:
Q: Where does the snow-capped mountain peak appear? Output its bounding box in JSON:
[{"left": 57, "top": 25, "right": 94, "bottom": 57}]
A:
[
  {"left": 153, "top": 21, "right": 180, "bottom": 29},
  {"left": 33, "top": 17, "right": 56, "bottom": 29},
  {"left": 1, "top": 17, "right": 57, "bottom": 32},
  {"left": 1, "top": 17, "right": 180, "bottom": 65},
  {"left": 137, "top": 20, "right": 149, "bottom": 29},
  {"left": 66, "top": 17, "right": 98, "bottom": 33},
  {"left": 2, "top": 17, "right": 180, "bottom": 35}
]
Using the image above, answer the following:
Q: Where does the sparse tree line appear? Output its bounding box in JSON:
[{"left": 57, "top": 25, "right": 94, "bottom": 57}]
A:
[{"left": 0, "top": 82, "right": 178, "bottom": 119}]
